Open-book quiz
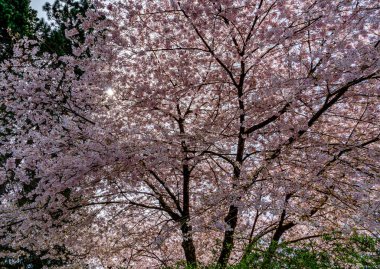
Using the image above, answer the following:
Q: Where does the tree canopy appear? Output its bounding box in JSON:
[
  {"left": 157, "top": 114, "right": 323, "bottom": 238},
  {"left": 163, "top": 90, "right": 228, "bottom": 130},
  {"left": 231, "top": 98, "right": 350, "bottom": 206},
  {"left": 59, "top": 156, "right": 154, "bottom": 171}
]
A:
[{"left": 0, "top": 0, "right": 379, "bottom": 268}]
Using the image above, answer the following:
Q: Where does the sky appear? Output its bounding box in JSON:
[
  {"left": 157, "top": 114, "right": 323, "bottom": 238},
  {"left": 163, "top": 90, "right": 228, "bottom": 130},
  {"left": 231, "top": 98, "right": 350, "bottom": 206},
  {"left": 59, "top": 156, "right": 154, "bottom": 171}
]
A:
[{"left": 30, "top": 0, "right": 54, "bottom": 20}]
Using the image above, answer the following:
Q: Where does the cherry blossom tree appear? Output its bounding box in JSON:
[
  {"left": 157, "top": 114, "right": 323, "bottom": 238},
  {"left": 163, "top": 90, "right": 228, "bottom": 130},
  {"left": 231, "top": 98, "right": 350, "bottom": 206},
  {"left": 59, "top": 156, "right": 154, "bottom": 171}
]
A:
[{"left": 1, "top": 0, "right": 379, "bottom": 268}]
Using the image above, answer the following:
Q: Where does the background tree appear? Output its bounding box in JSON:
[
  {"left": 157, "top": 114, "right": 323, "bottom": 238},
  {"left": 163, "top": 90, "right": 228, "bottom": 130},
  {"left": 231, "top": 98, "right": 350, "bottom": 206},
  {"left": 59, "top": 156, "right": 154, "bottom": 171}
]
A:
[
  {"left": 0, "top": 0, "right": 38, "bottom": 61},
  {"left": 38, "top": 0, "right": 92, "bottom": 56},
  {"left": 0, "top": 2, "right": 38, "bottom": 265},
  {"left": 0, "top": 0, "right": 38, "bottom": 203},
  {"left": 1, "top": 0, "right": 379, "bottom": 268},
  {"left": 0, "top": 1, "right": 93, "bottom": 268}
]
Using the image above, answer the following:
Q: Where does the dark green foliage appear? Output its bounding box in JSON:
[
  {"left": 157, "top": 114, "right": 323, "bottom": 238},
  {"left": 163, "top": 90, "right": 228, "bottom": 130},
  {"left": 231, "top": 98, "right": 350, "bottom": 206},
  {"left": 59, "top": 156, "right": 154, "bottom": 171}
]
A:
[
  {"left": 236, "top": 233, "right": 380, "bottom": 269},
  {"left": 168, "top": 234, "right": 379, "bottom": 269},
  {"left": 0, "top": 0, "right": 38, "bottom": 60},
  {"left": 38, "top": 0, "right": 92, "bottom": 56},
  {"left": 0, "top": 0, "right": 93, "bottom": 60},
  {"left": 0, "top": 246, "right": 68, "bottom": 269}
]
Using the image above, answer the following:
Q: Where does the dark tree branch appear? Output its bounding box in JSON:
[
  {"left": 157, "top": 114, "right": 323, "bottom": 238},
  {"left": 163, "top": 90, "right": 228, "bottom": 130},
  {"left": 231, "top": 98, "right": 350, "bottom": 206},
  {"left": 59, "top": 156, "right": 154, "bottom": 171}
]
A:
[{"left": 244, "top": 102, "right": 290, "bottom": 135}]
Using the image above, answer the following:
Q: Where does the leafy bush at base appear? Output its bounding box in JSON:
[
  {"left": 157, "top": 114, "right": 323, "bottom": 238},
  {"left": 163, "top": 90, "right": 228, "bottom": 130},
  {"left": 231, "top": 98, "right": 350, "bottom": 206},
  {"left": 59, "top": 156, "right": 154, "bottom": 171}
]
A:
[{"left": 171, "top": 233, "right": 380, "bottom": 269}]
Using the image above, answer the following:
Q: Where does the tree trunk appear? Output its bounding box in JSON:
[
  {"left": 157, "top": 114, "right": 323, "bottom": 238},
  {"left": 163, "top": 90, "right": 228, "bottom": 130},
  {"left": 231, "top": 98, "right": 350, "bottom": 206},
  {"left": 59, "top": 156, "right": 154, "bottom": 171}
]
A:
[
  {"left": 217, "top": 204, "right": 239, "bottom": 268},
  {"left": 181, "top": 221, "right": 197, "bottom": 266},
  {"left": 217, "top": 112, "right": 245, "bottom": 267},
  {"left": 261, "top": 241, "right": 279, "bottom": 269},
  {"left": 262, "top": 194, "right": 294, "bottom": 268}
]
